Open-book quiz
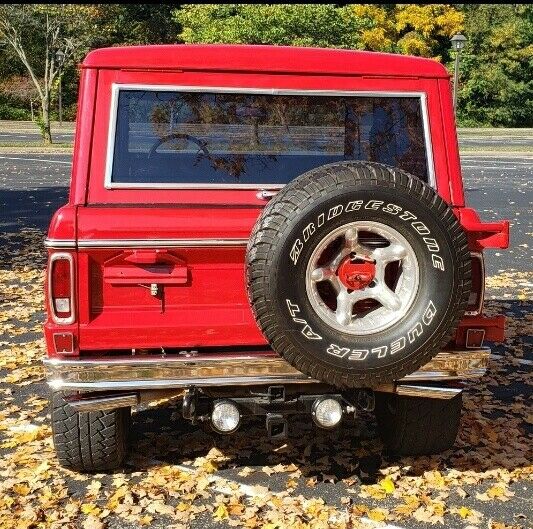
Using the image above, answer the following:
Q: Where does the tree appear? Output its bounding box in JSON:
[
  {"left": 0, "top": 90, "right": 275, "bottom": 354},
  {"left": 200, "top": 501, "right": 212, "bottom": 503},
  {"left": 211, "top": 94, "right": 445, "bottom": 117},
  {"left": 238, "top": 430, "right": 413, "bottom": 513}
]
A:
[
  {"left": 90, "top": 4, "right": 181, "bottom": 47},
  {"left": 348, "top": 4, "right": 464, "bottom": 60},
  {"left": 0, "top": 4, "right": 100, "bottom": 143},
  {"left": 457, "top": 4, "right": 533, "bottom": 127},
  {"left": 174, "top": 4, "right": 364, "bottom": 48}
]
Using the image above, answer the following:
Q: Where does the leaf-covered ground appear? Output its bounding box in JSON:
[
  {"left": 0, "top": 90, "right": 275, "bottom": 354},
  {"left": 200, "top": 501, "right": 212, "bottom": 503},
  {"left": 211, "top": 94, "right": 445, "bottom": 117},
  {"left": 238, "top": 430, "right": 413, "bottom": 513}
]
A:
[
  {"left": 0, "top": 230, "right": 532, "bottom": 529},
  {"left": 1, "top": 149, "right": 532, "bottom": 528}
]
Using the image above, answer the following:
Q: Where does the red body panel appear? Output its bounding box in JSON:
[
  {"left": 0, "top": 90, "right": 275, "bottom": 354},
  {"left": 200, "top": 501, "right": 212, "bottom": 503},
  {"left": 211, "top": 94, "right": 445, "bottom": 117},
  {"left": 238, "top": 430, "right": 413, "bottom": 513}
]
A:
[{"left": 44, "top": 45, "right": 509, "bottom": 358}]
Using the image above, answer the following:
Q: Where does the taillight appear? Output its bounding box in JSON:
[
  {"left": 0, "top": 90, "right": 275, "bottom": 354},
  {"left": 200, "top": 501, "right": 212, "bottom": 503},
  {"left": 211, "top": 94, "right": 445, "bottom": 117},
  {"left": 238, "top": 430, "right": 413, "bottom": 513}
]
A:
[
  {"left": 466, "top": 253, "right": 484, "bottom": 316},
  {"left": 49, "top": 253, "right": 74, "bottom": 323}
]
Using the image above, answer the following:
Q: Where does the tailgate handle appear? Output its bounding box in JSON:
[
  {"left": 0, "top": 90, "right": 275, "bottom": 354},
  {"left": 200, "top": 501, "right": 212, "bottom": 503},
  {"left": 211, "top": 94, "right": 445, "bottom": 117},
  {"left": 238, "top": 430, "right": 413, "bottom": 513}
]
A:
[
  {"left": 104, "top": 250, "right": 189, "bottom": 285},
  {"left": 124, "top": 249, "right": 170, "bottom": 265}
]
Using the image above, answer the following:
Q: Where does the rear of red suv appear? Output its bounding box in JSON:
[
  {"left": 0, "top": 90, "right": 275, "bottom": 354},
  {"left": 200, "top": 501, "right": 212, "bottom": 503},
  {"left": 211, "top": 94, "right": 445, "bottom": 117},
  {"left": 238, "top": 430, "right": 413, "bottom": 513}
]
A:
[{"left": 44, "top": 45, "right": 509, "bottom": 471}]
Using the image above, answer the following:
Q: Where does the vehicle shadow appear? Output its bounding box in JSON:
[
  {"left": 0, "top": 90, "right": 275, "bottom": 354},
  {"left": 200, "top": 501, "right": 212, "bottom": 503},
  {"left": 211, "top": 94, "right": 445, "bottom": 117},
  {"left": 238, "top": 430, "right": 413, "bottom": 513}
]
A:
[
  {"left": 0, "top": 187, "right": 67, "bottom": 270},
  {"left": 126, "top": 299, "right": 531, "bottom": 485}
]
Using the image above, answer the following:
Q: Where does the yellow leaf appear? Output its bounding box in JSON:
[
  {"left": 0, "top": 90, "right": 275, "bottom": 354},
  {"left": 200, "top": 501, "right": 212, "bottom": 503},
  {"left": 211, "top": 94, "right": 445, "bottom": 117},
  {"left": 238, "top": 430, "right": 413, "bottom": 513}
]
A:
[
  {"left": 368, "top": 509, "right": 387, "bottom": 522},
  {"left": 139, "top": 516, "right": 153, "bottom": 526},
  {"left": 82, "top": 516, "right": 104, "bottom": 529},
  {"left": 487, "top": 485, "right": 511, "bottom": 499},
  {"left": 81, "top": 503, "right": 101, "bottom": 516},
  {"left": 87, "top": 480, "right": 102, "bottom": 497},
  {"left": 213, "top": 504, "right": 229, "bottom": 521},
  {"left": 286, "top": 478, "right": 298, "bottom": 489},
  {"left": 458, "top": 506, "right": 471, "bottom": 519},
  {"left": 379, "top": 476, "right": 395, "bottom": 494},
  {"left": 203, "top": 460, "right": 218, "bottom": 474},
  {"left": 262, "top": 524, "right": 279, "bottom": 529},
  {"left": 13, "top": 483, "right": 31, "bottom": 496}
]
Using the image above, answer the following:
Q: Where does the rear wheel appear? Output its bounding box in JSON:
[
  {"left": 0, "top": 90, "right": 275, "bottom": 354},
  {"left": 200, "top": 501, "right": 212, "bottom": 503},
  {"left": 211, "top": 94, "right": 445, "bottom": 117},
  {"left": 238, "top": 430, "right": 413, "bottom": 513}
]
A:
[
  {"left": 375, "top": 392, "right": 462, "bottom": 455},
  {"left": 51, "top": 391, "right": 130, "bottom": 472}
]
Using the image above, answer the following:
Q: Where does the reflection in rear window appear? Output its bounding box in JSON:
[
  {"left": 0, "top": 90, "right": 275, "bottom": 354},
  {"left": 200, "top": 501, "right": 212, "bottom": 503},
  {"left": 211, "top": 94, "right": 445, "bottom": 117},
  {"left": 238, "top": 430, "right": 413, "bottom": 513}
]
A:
[{"left": 110, "top": 90, "right": 430, "bottom": 186}]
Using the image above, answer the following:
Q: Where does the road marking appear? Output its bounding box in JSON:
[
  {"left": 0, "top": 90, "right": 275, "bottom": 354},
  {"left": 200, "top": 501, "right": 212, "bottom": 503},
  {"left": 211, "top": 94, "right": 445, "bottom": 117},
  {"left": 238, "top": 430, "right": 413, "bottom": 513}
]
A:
[
  {"left": 461, "top": 159, "right": 533, "bottom": 165},
  {"left": 0, "top": 155, "right": 71, "bottom": 165},
  {"left": 462, "top": 165, "right": 529, "bottom": 170},
  {"left": 491, "top": 354, "right": 532, "bottom": 366}
]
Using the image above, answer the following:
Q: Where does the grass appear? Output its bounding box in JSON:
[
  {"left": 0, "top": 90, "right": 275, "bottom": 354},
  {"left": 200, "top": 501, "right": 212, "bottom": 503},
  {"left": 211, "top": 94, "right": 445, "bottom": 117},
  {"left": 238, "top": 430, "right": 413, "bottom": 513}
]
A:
[{"left": 0, "top": 141, "right": 73, "bottom": 149}]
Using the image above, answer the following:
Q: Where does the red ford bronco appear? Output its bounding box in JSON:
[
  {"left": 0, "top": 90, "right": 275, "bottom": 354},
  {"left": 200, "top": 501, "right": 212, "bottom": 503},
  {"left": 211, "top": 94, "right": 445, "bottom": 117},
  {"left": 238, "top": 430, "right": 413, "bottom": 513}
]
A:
[{"left": 44, "top": 45, "right": 509, "bottom": 471}]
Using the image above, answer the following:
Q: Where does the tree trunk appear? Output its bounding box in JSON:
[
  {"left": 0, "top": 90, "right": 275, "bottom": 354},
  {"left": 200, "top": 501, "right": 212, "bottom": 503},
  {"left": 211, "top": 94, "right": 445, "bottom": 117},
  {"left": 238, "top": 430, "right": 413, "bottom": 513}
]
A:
[{"left": 40, "top": 96, "right": 52, "bottom": 144}]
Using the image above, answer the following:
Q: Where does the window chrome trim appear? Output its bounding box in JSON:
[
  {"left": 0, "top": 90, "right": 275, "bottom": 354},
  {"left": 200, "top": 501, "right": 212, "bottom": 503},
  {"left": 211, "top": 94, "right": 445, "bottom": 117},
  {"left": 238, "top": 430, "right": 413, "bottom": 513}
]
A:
[
  {"left": 48, "top": 252, "right": 76, "bottom": 325},
  {"left": 104, "top": 84, "right": 436, "bottom": 191}
]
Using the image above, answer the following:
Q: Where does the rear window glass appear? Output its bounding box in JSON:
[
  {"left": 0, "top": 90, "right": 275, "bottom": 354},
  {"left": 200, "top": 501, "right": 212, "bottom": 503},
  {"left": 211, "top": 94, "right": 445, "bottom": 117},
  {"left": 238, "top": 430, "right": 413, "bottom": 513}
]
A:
[{"left": 109, "top": 90, "right": 430, "bottom": 187}]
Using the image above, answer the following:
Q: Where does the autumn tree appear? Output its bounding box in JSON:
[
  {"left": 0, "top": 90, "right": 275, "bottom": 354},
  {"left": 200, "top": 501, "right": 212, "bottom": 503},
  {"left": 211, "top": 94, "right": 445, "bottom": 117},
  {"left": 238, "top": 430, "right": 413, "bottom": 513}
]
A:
[
  {"left": 0, "top": 4, "right": 100, "bottom": 143},
  {"left": 347, "top": 4, "right": 464, "bottom": 59}
]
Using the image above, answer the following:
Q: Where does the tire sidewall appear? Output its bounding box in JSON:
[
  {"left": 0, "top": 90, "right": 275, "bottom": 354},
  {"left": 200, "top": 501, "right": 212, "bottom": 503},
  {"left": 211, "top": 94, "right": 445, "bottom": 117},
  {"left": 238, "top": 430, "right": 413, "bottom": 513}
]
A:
[{"left": 271, "top": 185, "right": 458, "bottom": 374}]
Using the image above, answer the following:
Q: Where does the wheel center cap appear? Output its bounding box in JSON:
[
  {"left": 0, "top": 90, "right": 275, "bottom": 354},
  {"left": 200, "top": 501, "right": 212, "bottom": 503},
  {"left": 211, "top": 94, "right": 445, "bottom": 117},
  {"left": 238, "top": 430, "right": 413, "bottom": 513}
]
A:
[{"left": 337, "top": 255, "right": 376, "bottom": 290}]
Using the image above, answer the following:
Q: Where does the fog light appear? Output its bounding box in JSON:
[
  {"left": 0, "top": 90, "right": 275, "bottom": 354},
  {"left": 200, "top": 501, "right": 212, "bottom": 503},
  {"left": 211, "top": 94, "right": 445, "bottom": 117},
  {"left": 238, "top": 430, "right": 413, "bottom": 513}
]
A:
[
  {"left": 312, "top": 397, "right": 343, "bottom": 429},
  {"left": 211, "top": 400, "right": 240, "bottom": 434}
]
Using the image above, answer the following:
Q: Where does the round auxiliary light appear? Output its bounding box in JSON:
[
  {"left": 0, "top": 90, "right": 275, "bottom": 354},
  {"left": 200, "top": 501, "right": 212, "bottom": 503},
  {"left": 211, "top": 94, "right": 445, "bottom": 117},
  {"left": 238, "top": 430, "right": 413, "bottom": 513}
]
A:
[
  {"left": 211, "top": 400, "right": 241, "bottom": 434},
  {"left": 312, "top": 397, "right": 343, "bottom": 429}
]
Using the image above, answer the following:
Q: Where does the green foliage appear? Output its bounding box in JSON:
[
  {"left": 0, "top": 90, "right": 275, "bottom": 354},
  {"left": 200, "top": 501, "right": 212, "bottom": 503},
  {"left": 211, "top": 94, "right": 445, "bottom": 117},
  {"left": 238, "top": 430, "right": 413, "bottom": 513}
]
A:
[
  {"left": 35, "top": 115, "right": 47, "bottom": 137},
  {"left": 456, "top": 4, "right": 533, "bottom": 127},
  {"left": 0, "top": 102, "right": 30, "bottom": 120},
  {"left": 174, "top": 4, "right": 364, "bottom": 48},
  {"left": 91, "top": 4, "right": 180, "bottom": 46}
]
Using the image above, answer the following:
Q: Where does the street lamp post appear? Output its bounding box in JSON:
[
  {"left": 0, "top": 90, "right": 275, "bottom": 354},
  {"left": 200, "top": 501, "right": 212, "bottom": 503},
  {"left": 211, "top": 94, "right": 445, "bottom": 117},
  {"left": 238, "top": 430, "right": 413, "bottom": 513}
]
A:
[
  {"left": 451, "top": 33, "right": 467, "bottom": 114},
  {"left": 55, "top": 50, "right": 65, "bottom": 128}
]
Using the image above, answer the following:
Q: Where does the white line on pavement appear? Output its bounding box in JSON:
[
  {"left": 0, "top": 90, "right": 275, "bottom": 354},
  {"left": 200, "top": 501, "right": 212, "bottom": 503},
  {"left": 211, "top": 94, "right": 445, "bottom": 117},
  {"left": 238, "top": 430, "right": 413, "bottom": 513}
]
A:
[
  {"left": 0, "top": 155, "right": 71, "bottom": 165},
  {"left": 462, "top": 165, "right": 528, "bottom": 170},
  {"left": 461, "top": 159, "right": 533, "bottom": 164}
]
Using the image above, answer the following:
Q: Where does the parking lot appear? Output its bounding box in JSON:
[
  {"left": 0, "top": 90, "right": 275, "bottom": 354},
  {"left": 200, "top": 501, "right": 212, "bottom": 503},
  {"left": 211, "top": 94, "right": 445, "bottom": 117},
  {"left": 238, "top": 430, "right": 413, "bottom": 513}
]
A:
[{"left": 0, "top": 131, "right": 531, "bottom": 528}]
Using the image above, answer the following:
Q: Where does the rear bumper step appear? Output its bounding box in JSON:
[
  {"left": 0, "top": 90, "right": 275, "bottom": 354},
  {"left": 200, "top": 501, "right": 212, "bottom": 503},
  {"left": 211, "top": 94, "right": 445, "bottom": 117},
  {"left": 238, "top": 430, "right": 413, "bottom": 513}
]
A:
[{"left": 44, "top": 348, "right": 490, "bottom": 394}]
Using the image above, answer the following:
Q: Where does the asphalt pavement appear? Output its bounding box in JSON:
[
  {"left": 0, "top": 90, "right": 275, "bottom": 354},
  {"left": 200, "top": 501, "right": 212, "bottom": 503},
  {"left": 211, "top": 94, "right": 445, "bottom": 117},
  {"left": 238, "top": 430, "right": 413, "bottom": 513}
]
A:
[{"left": 0, "top": 139, "right": 531, "bottom": 529}]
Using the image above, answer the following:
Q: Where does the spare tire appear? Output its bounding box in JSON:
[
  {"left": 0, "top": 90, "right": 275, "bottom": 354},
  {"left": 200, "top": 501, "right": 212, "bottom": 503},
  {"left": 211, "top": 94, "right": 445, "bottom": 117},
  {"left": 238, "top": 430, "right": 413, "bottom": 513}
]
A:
[{"left": 246, "top": 162, "right": 471, "bottom": 388}]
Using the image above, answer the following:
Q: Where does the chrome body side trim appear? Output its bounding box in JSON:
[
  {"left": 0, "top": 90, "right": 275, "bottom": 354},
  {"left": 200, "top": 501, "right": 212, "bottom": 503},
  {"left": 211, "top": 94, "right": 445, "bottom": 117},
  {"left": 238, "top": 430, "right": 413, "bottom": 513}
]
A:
[
  {"left": 45, "top": 238, "right": 249, "bottom": 249},
  {"left": 45, "top": 239, "right": 77, "bottom": 249},
  {"left": 44, "top": 348, "right": 490, "bottom": 392},
  {"left": 77, "top": 238, "right": 249, "bottom": 248},
  {"left": 104, "top": 85, "right": 436, "bottom": 190},
  {"left": 48, "top": 252, "right": 76, "bottom": 325}
]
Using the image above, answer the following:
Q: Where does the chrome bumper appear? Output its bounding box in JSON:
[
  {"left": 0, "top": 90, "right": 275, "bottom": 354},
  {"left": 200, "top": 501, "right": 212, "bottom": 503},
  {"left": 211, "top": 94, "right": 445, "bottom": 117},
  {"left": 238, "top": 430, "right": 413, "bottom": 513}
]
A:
[{"left": 44, "top": 348, "right": 490, "bottom": 394}]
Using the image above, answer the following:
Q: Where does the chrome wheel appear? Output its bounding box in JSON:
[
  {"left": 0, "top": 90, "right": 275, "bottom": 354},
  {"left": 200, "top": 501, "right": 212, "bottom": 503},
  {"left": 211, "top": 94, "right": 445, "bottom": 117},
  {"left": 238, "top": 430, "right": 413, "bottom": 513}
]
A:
[{"left": 305, "top": 221, "right": 419, "bottom": 335}]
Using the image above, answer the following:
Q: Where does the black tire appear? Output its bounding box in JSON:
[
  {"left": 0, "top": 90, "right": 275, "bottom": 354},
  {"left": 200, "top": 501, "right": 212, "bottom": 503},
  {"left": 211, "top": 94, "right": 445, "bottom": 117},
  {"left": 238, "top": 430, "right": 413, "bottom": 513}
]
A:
[
  {"left": 51, "top": 391, "right": 130, "bottom": 472},
  {"left": 246, "top": 161, "right": 471, "bottom": 388},
  {"left": 375, "top": 392, "right": 462, "bottom": 455}
]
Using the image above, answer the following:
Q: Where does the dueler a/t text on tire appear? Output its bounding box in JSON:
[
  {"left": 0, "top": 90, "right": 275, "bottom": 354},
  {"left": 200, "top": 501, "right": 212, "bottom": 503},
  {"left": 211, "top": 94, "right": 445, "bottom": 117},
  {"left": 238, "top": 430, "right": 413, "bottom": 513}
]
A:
[{"left": 246, "top": 162, "right": 471, "bottom": 388}]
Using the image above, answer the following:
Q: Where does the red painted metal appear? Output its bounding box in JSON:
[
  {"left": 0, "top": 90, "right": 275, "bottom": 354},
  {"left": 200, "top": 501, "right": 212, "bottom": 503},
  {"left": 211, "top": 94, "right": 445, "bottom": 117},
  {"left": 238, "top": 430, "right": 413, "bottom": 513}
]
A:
[
  {"left": 82, "top": 44, "right": 450, "bottom": 78},
  {"left": 44, "top": 44, "right": 509, "bottom": 359},
  {"left": 337, "top": 257, "right": 376, "bottom": 290}
]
